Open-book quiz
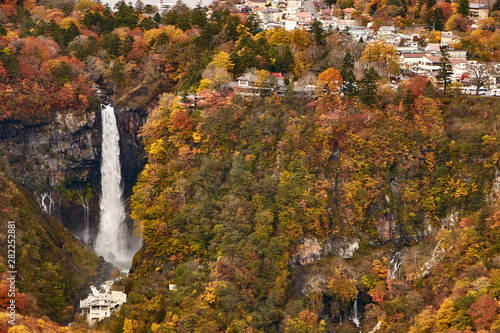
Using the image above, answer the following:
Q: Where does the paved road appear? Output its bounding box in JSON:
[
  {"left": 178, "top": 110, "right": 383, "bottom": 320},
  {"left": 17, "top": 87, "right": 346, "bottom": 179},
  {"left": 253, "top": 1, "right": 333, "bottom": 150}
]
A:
[{"left": 303, "top": 0, "right": 319, "bottom": 20}]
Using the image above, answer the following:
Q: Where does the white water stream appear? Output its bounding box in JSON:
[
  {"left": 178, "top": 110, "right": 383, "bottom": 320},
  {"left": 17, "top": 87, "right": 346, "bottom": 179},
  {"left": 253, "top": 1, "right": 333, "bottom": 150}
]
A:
[
  {"left": 349, "top": 298, "right": 361, "bottom": 331},
  {"left": 95, "top": 105, "right": 140, "bottom": 269}
]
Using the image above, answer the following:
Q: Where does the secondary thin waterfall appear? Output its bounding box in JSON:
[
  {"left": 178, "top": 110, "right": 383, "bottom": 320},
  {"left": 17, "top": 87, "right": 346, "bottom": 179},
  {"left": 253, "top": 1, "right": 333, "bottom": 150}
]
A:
[{"left": 95, "top": 105, "right": 136, "bottom": 269}]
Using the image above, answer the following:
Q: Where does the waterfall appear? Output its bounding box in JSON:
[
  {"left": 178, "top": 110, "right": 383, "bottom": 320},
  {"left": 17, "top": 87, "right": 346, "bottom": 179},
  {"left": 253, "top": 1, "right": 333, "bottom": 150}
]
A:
[
  {"left": 95, "top": 105, "right": 139, "bottom": 270},
  {"left": 35, "top": 191, "right": 55, "bottom": 215},
  {"left": 349, "top": 298, "right": 361, "bottom": 332},
  {"left": 76, "top": 188, "right": 90, "bottom": 245},
  {"left": 388, "top": 250, "right": 404, "bottom": 280}
]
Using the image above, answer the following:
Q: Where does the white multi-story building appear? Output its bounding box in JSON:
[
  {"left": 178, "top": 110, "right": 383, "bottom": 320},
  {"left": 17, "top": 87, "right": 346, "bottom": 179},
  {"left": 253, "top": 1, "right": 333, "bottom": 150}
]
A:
[
  {"left": 377, "top": 26, "right": 396, "bottom": 39},
  {"left": 80, "top": 281, "right": 127, "bottom": 326},
  {"left": 256, "top": 7, "right": 283, "bottom": 22}
]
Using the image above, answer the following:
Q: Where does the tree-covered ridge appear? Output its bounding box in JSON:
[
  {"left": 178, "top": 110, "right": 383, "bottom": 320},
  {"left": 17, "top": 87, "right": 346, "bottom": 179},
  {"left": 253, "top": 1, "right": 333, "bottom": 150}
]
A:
[
  {"left": 0, "top": 169, "right": 110, "bottom": 324},
  {"left": 120, "top": 87, "right": 500, "bottom": 331}
]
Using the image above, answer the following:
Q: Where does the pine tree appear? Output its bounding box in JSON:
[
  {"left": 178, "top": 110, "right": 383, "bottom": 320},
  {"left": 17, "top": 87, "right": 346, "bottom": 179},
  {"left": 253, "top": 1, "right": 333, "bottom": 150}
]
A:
[
  {"left": 436, "top": 47, "right": 453, "bottom": 94},
  {"left": 358, "top": 67, "right": 380, "bottom": 105},
  {"left": 309, "top": 20, "right": 325, "bottom": 46},
  {"left": 245, "top": 12, "right": 262, "bottom": 35},
  {"left": 342, "top": 51, "right": 354, "bottom": 69},
  {"left": 341, "top": 68, "right": 357, "bottom": 96},
  {"left": 457, "top": 0, "right": 469, "bottom": 17}
]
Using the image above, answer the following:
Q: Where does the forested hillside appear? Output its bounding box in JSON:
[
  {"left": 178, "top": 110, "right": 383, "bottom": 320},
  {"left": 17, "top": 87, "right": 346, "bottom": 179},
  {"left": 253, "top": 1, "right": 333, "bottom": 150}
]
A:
[
  {"left": 0, "top": 169, "right": 111, "bottom": 326},
  {"left": 1, "top": 0, "right": 500, "bottom": 332},
  {"left": 106, "top": 90, "right": 500, "bottom": 332}
]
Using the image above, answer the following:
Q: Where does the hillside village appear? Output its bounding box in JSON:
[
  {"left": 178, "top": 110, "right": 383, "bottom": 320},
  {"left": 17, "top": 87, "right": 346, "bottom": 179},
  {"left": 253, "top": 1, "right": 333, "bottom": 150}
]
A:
[{"left": 158, "top": 0, "right": 500, "bottom": 96}]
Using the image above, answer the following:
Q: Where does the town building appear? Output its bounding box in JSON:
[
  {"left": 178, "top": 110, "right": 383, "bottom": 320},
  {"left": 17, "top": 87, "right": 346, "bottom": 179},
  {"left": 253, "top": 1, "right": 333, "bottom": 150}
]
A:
[
  {"left": 469, "top": 3, "right": 489, "bottom": 20},
  {"left": 343, "top": 8, "right": 356, "bottom": 19},
  {"left": 400, "top": 53, "right": 428, "bottom": 70},
  {"left": 80, "top": 281, "right": 127, "bottom": 326},
  {"left": 440, "top": 31, "right": 460, "bottom": 45},
  {"left": 449, "top": 48, "right": 468, "bottom": 60},
  {"left": 377, "top": 26, "right": 397, "bottom": 39},
  {"left": 256, "top": 7, "right": 283, "bottom": 22},
  {"left": 287, "top": 0, "right": 302, "bottom": 9}
]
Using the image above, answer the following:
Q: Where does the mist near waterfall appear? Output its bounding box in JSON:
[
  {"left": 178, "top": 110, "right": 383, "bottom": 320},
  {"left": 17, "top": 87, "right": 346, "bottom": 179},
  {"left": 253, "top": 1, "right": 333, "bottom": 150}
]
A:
[{"left": 95, "top": 105, "right": 141, "bottom": 270}]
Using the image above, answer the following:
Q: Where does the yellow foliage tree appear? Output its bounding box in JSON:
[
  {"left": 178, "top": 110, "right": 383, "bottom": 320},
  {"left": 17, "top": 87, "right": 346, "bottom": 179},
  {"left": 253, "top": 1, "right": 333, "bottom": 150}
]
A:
[
  {"left": 409, "top": 306, "right": 436, "bottom": 333},
  {"left": 211, "top": 51, "right": 234, "bottom": 71},
  {"left": 144, "top": 26, "right": 188, "bottom": 48},
  {"left": 360, "top": 41, "right": 398, "bottom": 65},
  {"left": 477, "top": 17, "right": 495, "bottom": 29},
  {"left": 267, "top": 27, "right": 291, "bottom": 45},
  {"left": 434, "top": 298, "right": 456, "bottom": 332},
  {"left": 372, "top": 257, "right": 390, "bottom": 279},
  {"left": 197, "top": 78, "right": 213, "bottom": 92},
  {"left": 123, "top": 318, "right": 134, "bottom": 333},
  {"left": 291, "top": 28, "right": 310, "bottom": 50},
  {"left": 325, "top": 269, "right": 358, "bottom": 305},
  {"left": 255, "top": 69, "right": 272, "bottom": 88},
  {"left": 60, "top": 17, "right": 78, "bottom": 29},
  {"left": 8, "top": 326, "right": 31, "bottom": 333},
  {"left": 429, "top": 31, "right": 441, "bottom": 43},
  {"left": 318, "top": 67, "right": 343, "bottom": 92},
  {"left": 75, "top": 0, "right": 98, "bottom": 12}
]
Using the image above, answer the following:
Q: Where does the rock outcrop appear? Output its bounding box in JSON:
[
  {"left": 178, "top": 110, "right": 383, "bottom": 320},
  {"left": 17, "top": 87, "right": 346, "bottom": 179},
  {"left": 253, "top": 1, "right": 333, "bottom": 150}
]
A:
[{"left": 0, "top": 104, "right": 148, "bottom": 246}]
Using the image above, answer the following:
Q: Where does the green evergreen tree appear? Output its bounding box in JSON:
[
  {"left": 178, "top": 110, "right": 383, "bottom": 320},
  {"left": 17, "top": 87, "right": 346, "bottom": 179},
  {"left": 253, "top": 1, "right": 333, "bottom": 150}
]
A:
[
  {"left": 51, "top": 61, "right": 72, "bottom": 86},
  {"left": 457, "top": 0, "right": 470, "bottom": 17},
  {"left": 114, "top": 1, "right": 139, "bottom": 28},
  {"left": 134, "top": 0, "right": 145, "bottom": 14},
  {"left": 358, "top": 67, "right": 380, "bottom": 105},
  {"left": 341, "top": 51, "right": 356, "bottom": 96},
  {"left": 245, "top": 12, "right": 262, "bottom": 35},
  {"left": 342, "top": 50, "right": 354, "bottom": 69},
  {"left": 0, "top": 47, "right": 18, "bottom": 78},
  {"left": 191, "top": 5, "right": 208, "bottom": 29},
  {"left": 341, "top": 68, "right": 357, "bottom": 96},
  {"left": 424, "top": 7, "right": 445, "bottom": 31},
  {"left": 436, "top": 47, "right": 453, "bottom": 94},
  {"left": 309, "top": 20, "right": 325, "bottom": 46}
]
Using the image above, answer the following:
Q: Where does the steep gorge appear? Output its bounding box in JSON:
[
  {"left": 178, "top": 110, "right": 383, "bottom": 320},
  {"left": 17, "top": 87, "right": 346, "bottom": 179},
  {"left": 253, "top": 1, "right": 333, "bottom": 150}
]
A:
[{"left": 0, "top": 104, "right": 148, "bottom": 250}]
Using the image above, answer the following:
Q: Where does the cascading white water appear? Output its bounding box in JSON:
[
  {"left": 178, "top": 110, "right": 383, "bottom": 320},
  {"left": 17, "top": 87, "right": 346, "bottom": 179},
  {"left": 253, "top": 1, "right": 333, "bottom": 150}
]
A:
[
  {"left": 95, "top": 105, "right": 138, "bottom": 269},
  {"left": 35, "top": 191, "right": 55, "bottom": 215},
  {"left": 349, "top": 298, "right": 361, "bottom": 332},
  {"left": 76, "top": 188, "right": 90, "bottom": 245}
]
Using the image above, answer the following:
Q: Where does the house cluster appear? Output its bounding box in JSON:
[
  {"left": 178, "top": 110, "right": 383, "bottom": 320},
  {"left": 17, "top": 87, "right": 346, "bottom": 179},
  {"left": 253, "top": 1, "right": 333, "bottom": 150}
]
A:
[
  {"left": 222, "top": 70, "right": 321, "bottom": 97},
  {"left": 226, "top": 0, "right": 376, "bottom": 35},
  {"left": 80, "top": 281, "right": 127, "bottom": 326},
  {"left": 160, "top": 0, "right": 498, "bottom": 94},
  {"left": 398, "top": 38, "right": 500, "bottom": 89}
]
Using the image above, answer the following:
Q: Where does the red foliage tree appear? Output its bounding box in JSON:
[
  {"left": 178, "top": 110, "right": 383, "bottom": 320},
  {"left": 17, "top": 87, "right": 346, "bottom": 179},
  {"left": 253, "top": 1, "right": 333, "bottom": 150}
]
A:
[
  {"left": 404, "top": 76, "right": 429, "bottom": 98},
  {"left": 0, "top": 61, "right": 7, "bottom": 81},
  {"left": 467, "top": 294, "right": 498, "bottom": 330}
]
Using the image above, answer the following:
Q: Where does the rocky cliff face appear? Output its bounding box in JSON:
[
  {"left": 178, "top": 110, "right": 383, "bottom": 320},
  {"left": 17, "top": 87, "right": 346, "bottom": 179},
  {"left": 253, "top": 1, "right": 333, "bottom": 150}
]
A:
[
  {"left": 0, "top": 109, "right": 100, "bottom": 189},
  {"left": 0, "top": 105, "right": 148, "bottom": 247},
  {"left": 116, "top": 107, "right": 148, "bottom": 201}
]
